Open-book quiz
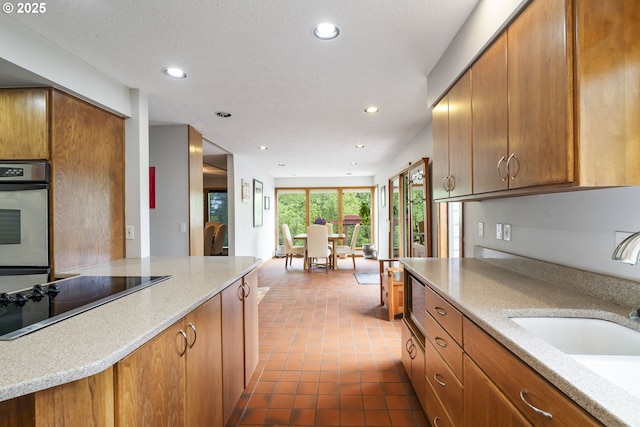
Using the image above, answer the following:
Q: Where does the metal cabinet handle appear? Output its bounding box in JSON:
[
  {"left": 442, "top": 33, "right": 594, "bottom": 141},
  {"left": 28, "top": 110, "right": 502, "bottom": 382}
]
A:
[
  {"left": 497, "top": 156, "right": 507, "bottom": 182},
  {"left": 433, "top": 416, "right": 442, "bottom": 427},
  {"left": 442, "top": 176, "right": 450, "bottom": 192},
  {"left": 409, "top": 343, "right": 416, "bottom": 360},
  {"left": 405, "top": 338, "right": 413, "bottom": 353},
  {"left": 434, "top": 373, "right": 446, "bottom": 387},
  {"left": 434, "top": 336, "right": 448, "bottom": 348},
  {"left": 244, "top": 283, "right": 251, "bottom": 298},
  {"left": 237, "top": 284, "right": 245, "bottom": 301},
  {"left": 448, "top": 175, "right": 456, "bottom": 192},
  {"left": 434, "top": 306, "right": 447, "bottom": 316},
  {"left": 187, "top": 322, "right": 197, "bottom": 348},
  {"left": 506, "top": 153, "right": 520, "bottom": 180},
  {"left": 177, "top": 329, "right": 188, "bottom": 357},
  {"left": 520, "top": 388, "right": 553, "bottom": 419}
]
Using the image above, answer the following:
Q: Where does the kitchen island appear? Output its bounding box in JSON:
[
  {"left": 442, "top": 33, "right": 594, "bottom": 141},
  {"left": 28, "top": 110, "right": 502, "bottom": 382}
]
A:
[
  {"left": 0, "top": 256, "right": 261, "bottom": 426},
  {"left": 402, "top": 248, "right": 640, "bottom": 427}
]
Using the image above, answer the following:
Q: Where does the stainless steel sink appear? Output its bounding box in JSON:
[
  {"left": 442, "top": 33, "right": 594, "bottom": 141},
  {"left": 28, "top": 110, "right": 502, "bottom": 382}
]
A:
[{"left": 510, "top": 316, "right": 640, "bottom": 399}]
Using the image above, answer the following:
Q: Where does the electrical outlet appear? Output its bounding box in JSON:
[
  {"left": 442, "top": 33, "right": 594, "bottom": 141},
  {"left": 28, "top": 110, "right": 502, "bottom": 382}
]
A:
[
  {"left": 496, "top": 223, "right": 503, "bottom": 240},
  {"left": 125, "top": 226, "right": 134, "bottom": 240},
  {"left": 478, "top": 222, "right": 484, "bottom": 238},
  {"left": 504, "top": 224, "right": 512, "bottom": 241}
]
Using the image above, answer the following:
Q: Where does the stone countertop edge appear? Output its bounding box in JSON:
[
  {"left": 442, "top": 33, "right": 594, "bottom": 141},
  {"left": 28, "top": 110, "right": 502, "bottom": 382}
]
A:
[
  {"left": 400, "top": 255, "right": 640, "bottom": 427},
  {"left": 0, "top": 256, "right": 262, "bottom": 403}
]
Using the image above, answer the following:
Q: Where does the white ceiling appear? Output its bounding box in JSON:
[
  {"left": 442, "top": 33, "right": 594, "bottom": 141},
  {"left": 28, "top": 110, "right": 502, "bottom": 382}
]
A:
[{"left": 4, "top": 0, "right": 478, "bottom": 178}]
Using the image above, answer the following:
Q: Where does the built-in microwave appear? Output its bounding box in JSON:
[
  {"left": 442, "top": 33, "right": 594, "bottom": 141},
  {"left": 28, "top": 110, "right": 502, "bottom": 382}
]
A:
[{"left": 408, "top": 275, "right": 426, "bottom": 335}]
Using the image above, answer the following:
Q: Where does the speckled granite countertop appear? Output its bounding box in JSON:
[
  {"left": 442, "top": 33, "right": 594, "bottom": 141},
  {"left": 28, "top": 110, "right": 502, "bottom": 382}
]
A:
[
  {"left": 401, "top": 248, "right": 640, "bottom": 427},
  {"left": 0, "top": 256, "right": 261, "bottom": 402}
]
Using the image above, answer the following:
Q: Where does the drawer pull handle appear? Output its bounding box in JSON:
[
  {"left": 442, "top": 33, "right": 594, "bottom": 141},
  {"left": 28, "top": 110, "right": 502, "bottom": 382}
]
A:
[
  {"left": 434, "top": 306, "right": 447, "bottom": 316},
  {"left": 497, "top": 155, "right": 507, "bottom": 182},
  {"left": 433, "top": 416, "right": 442, "bottom": 427},
  {"left": 520, "top": 388, "right": 553, "bottom": 419},
  {"left": 434, "top": 336, "right": 447, "bottom": 348},
  {"left": 434, "top": 373, "right": 446, "bottom": 387},
  {"left": 405, "top": 338, "right": 413, "bottom": 353}
]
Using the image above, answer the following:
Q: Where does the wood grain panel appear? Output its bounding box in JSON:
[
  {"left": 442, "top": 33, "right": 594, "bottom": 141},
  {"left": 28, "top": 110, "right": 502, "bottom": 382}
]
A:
[
  {"left": 447, "top": 70, "right": 473, "bottom": 197},
  {"left": 508, "top": 0, "right": 573, "bottom": 188},
  {"left": 472, "top": 33, "right": 509, "bottom": 194},
  {"left": 221, "top": 279, "right": 245, "bottom": 423},
  {"left": 116, "top": 321, "right": 186, "bottom": 427},
  {"left": 0, "top": 88, "right": 49, "bottom": 159},
  {"left": 35, "top": 367, "right": 114, "bottom": 427},
  {"left": 188, "top": 126, "right": 204, "bottom": 255},
  {"left": 0, "top": 393, "right": 35, "bottom": 427},
  {"left": 575, "top": 0, "right": 640, "bottom": 186},
  {"left": 50, "top": 90, "right": 125, "bottom": 273},
  {"left": 185, "top": 295, "right": 223, "bottom": 427},
  {"left": 432, "top": 96, "right": 450, "bottom": 200}
]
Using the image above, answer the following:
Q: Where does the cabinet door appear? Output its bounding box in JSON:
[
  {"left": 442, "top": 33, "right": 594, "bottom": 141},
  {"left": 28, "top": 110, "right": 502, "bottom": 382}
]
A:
[
  {"left": 116, "top": 321, "right": 186, "bottom": 427},
  {"left": 0, "top": 88, "right": 49, "bottom": 159},
  {"left": 464, "top": 355, "right": 532, "bottom": 427},
  {"left": 221, "top": 279, "right": 245, "bottom": 423},
  {"left": 400, "top": 321, "right": 413, "bottom": 380},
  {"left": 185, "top": 295, "right": 223, "bottom": 427},
  {"left": 411, "top": 338, "right": 426, "bottom": 413},
  {"left": 243, "top": 269, "right": 259, "bottom": 384},
  {"left": 472, "top": 33, "right": 509, "bottom": 194},
  {"left": 448, "top": 70, "right": 473, "bottom": 197},
  {"left": 508, "top": 0, "right": 573, "bottom": 189},
  {"left": 432, "top": 96, "right": 450, "bottom": 200}
]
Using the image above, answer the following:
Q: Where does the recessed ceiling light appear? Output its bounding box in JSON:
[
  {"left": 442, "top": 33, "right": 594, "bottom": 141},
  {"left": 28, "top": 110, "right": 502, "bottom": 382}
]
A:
[
  {"left": 351, "top": 162, "right": 358, "bottom": 165},
  {"left": 355, "top": 144, "right": 365, "bottom": 149},
  {"left": 278, "top": 163, "right": 285, "bottom": 167},
  {"left": 259, "top": 146, "right": 268, "bottom": 151},
  {"left": 346, "top": 172, "right": 353, "bottom": 175},
  {"left": 364, "top": 106, "right": 379, "bottom": 114},
  {"left": 161, "top": 67, "right": 187, "bottom": 79},
  {"left": 215, "top": 112, "right": 232, "bottom": 118},
  {"left": 314, "top": 22, "right": 340, "bottom": 40}
]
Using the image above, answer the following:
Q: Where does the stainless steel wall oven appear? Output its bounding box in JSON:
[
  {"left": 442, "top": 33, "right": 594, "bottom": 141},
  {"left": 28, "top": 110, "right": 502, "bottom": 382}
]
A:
[{"left": 0, "top": 161, "right": 50, "bottom": 293}]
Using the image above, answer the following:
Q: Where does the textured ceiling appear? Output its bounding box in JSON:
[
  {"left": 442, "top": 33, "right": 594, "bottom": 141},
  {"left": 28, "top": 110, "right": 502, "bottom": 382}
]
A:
[{"left": 5, "top": 0, "right": 478, "bottom": 178}]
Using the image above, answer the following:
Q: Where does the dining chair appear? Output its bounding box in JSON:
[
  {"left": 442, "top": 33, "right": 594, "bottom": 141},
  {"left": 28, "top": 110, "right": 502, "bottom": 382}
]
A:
[
  {"left": 306, "top": 224, "right": 332, "bottom": 272},
  {"left": 281, "top": 224, "right": 304, "bottom": 269},
  {"left": 211, "top": 223, "right": 226, "bottom": 256},
  {"left": 204, "top": 223, "right": 217, "bottom": 256},
  {"left": 336, "top": 223, "right": 360, "bottom": 269}
]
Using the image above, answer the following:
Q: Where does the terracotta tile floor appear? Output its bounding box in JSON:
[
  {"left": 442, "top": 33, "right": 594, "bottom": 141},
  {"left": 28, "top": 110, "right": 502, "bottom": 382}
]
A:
[{"left": 226, "top": 256, "right": 429, "bottom": 427}]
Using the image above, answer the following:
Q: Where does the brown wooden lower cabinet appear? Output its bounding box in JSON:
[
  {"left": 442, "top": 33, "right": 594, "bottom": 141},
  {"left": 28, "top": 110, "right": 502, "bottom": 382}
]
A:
[
  {"left": 0, "top": 368, "right": 114, "bottom": 427},
  {"left": 400, "top": 320, "right": 426, "bottom": 412},
  {"left": 115, "top": 294, "right": 223, "bottom": 427}
]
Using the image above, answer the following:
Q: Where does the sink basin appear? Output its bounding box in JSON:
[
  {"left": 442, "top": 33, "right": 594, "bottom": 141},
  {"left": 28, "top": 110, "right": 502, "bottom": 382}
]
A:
[
  {"left": 510, "top": 317, "right": 640, "bottom": 355},
  {"left": 511, "top": 316, "right": 640, "bottom": 399}
]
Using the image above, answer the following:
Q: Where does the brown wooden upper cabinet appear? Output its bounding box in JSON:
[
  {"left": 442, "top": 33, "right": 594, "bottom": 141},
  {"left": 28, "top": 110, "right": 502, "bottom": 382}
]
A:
[
  {"left": 434, "top": 0, "right": 640, "bottom": 201},
  {"left": 0, "top": 88, "right": 50, "bottom": 159},
  {"left": 432, "top": 70, "right": 472, "bottom": 200}
]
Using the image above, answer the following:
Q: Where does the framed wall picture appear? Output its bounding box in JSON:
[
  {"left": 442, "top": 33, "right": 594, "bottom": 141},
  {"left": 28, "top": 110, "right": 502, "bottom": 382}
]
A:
[
  {"left": 241, "top": 179, "right": 251, "bottom": 203},
  {"left": 253, "top": 179, "right": 263, "bottom": 227}
]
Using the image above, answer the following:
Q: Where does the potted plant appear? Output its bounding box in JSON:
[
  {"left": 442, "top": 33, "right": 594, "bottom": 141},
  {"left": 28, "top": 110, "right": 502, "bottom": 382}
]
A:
[{"left": 358, "top": 200, "right": 376, "bottom": 259}]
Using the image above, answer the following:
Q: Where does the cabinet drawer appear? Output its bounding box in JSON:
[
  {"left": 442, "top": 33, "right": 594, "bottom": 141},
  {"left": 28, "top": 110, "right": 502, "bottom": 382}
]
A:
[
  {"left": 463, "top": 318, "right": 601, "bottom": 427},
  {"left": 425, "top": 377, "right": 457, "bottom": 427},
  {"left": 425, "top": 312, "right": 463, "bottom": 381},
  {"left": 425, "top": 285, "right": 463, "bottom": 345},
  {"left": 425, "top": 339, "right": 463, "bottom": 427}
]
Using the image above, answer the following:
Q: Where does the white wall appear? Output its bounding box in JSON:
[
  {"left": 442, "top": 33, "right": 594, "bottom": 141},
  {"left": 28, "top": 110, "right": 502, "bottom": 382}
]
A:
[
  {"left": 230, "top": 155, "right": 275, "bottom": 261},
  {"left": 149, "top": 125, "right": 190, "bottom": 256}
]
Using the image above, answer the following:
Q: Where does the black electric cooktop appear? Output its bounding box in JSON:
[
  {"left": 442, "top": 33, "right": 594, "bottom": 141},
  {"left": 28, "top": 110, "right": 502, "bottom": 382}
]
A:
[{"left": 0, "top": 275, "right": 171, "bottom": 340}]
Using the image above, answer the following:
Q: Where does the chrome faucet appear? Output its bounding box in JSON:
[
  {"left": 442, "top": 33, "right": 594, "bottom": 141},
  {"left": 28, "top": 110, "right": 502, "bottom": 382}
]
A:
[{"left": 612, "top": 231, "right": 640, "bottom": 265}]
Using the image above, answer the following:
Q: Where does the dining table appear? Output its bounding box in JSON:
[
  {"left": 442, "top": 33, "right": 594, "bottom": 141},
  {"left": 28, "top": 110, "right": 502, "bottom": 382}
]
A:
[{"left": 294, "top": 233, "right": 346, "bottom": 270}]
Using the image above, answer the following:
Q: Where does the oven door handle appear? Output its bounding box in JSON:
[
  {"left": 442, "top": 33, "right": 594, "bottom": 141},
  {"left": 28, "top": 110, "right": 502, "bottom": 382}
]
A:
[{"left": 0, "top": 183, "right": 49, "bottom": 191}]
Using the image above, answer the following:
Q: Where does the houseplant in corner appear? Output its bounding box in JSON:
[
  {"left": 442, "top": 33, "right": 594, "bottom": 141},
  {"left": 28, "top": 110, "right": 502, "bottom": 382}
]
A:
[{"left": 358, "top": 199, "right": 376, "bottom": 259}]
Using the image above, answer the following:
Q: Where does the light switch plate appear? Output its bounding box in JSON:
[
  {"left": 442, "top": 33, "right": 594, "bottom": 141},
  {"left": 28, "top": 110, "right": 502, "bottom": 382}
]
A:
[
  {"left": 478, "top": 222, "right": 484, "bottom": 238},
  {"left": 504, "top": 224, "right": 512, "bottom": 241},
  {"left": 496, "top": 223, "right": 503, "bottom": 240},
  {"left": 125, "top": 226, "right": 134, "bottom": 240}
]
